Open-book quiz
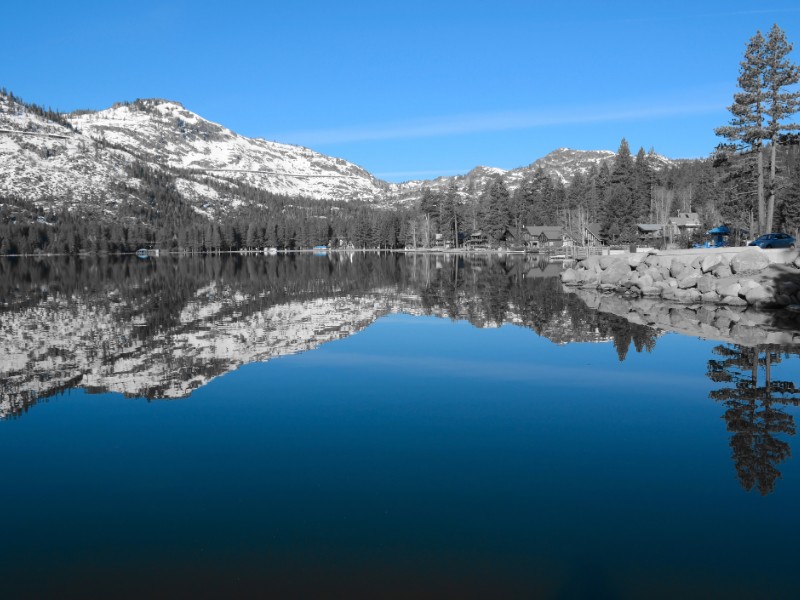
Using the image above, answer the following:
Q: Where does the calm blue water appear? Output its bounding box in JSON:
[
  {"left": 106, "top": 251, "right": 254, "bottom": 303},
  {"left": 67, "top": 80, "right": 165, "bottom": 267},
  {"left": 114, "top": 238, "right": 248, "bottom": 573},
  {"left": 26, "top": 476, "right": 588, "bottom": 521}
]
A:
[{"left": 1, "top": 255, "right": 799, "bottom": 599}]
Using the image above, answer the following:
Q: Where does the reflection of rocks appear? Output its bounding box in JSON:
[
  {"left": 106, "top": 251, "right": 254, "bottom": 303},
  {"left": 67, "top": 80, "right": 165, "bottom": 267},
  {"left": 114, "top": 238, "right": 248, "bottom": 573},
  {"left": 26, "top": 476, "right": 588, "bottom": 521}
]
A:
[{"left": 571, "top": 288, "right": 800, "bottom": 347}]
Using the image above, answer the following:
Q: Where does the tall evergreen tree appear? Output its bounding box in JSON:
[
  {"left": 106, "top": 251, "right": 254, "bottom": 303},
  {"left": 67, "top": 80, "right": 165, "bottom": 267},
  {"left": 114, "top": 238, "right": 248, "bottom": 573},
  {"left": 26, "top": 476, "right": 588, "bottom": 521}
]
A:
[
  {"left": 716, "top": 30, "right": 768, "bottom": 235},
  {"left": 479, "top": 178, "right": 511, "bottom": 242},
  {"left": 763, "top": 24, "right": 800, "bottom": 231}
]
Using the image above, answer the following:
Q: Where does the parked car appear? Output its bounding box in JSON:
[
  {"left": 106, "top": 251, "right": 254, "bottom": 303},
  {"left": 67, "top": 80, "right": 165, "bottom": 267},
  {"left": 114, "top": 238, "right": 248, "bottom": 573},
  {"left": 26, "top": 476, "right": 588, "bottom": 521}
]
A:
[{"left": 748, "top": 233, "right": 796, "bottom": 249}]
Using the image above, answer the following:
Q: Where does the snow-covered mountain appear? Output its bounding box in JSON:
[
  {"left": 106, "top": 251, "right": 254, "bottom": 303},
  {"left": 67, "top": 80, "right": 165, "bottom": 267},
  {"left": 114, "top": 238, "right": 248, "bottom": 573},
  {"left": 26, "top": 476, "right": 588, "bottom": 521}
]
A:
[
  {"left": 1, "top": 89, "right": 680, "bottom": 217},
  {"left": 388, "top": 147, "right": 677, "bottom": 204},
  {"left": 0, "top": 93, "right": 388, "bottom": 218}
]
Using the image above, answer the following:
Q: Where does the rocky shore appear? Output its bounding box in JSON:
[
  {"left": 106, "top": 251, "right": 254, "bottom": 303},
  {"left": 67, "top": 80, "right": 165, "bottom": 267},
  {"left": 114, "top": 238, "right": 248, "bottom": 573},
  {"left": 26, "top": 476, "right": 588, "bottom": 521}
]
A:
[{"left": 561, "top": 248, "right": 800, "bottom": 309}]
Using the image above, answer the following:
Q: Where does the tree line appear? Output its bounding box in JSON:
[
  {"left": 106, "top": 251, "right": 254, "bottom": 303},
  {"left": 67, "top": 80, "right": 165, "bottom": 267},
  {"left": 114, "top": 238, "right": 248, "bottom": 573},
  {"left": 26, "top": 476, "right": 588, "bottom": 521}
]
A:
[{"left": 1, "top": 24, "right": 798, "bottom": 255}]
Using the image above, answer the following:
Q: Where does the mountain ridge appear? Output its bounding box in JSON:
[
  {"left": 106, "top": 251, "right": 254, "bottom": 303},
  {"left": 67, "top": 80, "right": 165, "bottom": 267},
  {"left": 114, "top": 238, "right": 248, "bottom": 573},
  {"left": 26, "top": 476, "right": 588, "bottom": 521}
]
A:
[{"left": 1, "top": 90, "right": 685, "bottom": 218}]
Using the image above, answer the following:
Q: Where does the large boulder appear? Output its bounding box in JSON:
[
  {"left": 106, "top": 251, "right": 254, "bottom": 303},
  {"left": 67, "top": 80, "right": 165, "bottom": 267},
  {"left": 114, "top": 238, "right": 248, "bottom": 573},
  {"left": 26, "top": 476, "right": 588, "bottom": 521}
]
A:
[
  {"left": 731, "top": 249, "right": 769, "bottom": 274},
  {"left": 717, "top": 281, "right": 741, "bottom": 298},
  {"left": 670, "top": 259, "right": 687, "bottom": 278},
  {"left": 701, "top": 254, "right": 724, "bottom": 273},
  {"left": 637, "top": 273, "right": 654, "bottom": 289},
  {"left": 628, "top": 254, "right": 644, "bottom": 268},
  {"left": 744, "top": 284, "right": 777, "bottom": 307},
  {"left": 600, "top": 260, "right": 632, "bottom": 285},
  {"left": 599, "top": 255, "right": 619, "bottom": 269},
  {"left": 739, "top": 279, "right": 761, "bottom": 296},
  {"left": 677, "top": 270, "right": 702, "bottom": 289},
  {"left": 645, "top": 267, "right": 663, "bottom": 282},
  {"left": 712, "top": 264, "right": 733, "bottom": 279},
  {"left": 582, "top": 256, "right": 601, "bottom": 271}
]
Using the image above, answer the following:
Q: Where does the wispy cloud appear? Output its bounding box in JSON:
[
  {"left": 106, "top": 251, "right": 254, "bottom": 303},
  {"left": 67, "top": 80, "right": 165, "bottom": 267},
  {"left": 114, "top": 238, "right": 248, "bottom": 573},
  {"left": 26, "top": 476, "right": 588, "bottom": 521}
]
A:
[{"left": 273, "top": 100, "right": 724, "bottom": 146}]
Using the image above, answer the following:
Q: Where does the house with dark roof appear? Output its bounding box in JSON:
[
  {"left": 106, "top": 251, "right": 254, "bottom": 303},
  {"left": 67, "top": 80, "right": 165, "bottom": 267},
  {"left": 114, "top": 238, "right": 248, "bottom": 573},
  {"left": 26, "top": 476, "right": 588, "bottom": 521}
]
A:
[{"left": 525, "top": 226, "right": 566, "bottom": 248}]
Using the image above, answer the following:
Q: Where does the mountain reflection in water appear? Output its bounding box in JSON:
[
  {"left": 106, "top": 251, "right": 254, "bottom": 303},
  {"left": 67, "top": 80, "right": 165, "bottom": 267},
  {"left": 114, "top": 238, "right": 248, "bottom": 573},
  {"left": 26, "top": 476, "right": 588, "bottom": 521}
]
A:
[
  {"left": 4, "top": 254, "right": 800, "bottom": 599},
  {"left": 2, "top": 253, "right": 800, "bottom": 500},
  {"left": 0, "top": 253, "right": 657, "bottom": 416}
]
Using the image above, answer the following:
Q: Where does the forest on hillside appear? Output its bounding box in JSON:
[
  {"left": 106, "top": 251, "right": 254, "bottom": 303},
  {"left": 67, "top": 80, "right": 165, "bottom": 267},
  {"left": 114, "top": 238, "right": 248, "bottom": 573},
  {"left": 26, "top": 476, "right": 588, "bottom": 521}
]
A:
[{"left": 1, "top": 25, "right": 798, "bottom": 255}]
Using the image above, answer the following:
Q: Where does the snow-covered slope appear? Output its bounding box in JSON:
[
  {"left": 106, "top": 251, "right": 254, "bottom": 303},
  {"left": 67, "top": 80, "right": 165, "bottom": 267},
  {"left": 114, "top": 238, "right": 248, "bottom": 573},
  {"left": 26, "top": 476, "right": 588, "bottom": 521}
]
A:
[
  {"left": 0, "top": 93, "right": 388, "bottom": 217},
  {"left": 1, "top": 90, "right": 681, "bottom": 216},
  {"left": 387, "top": 147, "right": 676, "bottom": 204},
  {"left": 69, "top": 99, "right": 388, "bottom": 202}
]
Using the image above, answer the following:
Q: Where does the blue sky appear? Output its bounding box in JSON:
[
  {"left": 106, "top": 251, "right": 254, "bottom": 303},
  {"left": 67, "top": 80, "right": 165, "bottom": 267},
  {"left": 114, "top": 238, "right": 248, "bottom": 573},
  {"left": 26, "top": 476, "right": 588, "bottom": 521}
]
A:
[{"left": 3, "top": 1, "right": 800, "bottom": 181}]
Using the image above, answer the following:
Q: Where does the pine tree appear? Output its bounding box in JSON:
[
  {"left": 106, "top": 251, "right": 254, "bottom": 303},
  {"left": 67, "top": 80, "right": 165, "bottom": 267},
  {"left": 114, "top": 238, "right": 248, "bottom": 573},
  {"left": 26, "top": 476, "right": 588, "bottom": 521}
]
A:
[
  {"left": 602, "top": 139, "right": 637, "bottom": 243},
  {"left": 763, "top": 24, "right": 800, "bottom": 231},
  {"left": 479, "top": 178, "right": 511, "bottom": 242},
  {"left": 716, "top": 30, "right": 768, "bottom": 235}
]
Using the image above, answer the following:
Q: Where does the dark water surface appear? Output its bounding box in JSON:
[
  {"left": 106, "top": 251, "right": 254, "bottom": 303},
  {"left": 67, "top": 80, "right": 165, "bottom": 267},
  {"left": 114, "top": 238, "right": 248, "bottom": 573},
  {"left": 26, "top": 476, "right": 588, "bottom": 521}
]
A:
[{"left": 1, "top": 254, "right": 799, "bottom": 599}]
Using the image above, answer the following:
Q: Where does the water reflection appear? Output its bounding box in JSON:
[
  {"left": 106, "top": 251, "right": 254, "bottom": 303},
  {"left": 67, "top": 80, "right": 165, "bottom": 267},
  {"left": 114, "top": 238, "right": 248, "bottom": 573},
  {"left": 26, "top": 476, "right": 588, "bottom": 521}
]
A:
[
  {"left": 708, "top": 345, "right": 800, "bottom": 495},
  {"left": 0, "top": 254, "right": 661, "bottom": 419}
]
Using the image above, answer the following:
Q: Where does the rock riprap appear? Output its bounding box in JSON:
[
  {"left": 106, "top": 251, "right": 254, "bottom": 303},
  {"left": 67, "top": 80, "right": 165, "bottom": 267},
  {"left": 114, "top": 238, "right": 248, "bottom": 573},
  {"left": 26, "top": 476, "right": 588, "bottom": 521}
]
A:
[{"left": 561, "top": 249, "right": 800, "bottom": 309}]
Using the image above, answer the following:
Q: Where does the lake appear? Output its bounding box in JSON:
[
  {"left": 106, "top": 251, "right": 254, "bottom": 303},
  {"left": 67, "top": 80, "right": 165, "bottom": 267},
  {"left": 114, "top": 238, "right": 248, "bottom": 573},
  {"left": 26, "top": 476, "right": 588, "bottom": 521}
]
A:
[{"left": 1, "top": 253, "right": 799, "bottom": 599}]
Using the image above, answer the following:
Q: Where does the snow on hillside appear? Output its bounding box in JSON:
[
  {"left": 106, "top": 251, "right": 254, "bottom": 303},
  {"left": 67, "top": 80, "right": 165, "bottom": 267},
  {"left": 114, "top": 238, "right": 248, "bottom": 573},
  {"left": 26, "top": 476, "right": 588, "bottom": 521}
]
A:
[
  {"left": 69, "top": 99, "right": 388, "bottom": 203},
  {"left": 1, "top": 90, "right": 681, "bottom": 216},
  {"left": 387, "top": 147, "right": 676, "bottom": 205}
]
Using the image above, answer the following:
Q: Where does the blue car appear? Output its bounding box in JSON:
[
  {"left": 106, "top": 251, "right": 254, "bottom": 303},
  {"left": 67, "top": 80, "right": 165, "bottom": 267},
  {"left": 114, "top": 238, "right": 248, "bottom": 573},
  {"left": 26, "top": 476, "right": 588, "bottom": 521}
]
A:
[{"left": 748, "top": 233, "right": 796, "bottom": 249}]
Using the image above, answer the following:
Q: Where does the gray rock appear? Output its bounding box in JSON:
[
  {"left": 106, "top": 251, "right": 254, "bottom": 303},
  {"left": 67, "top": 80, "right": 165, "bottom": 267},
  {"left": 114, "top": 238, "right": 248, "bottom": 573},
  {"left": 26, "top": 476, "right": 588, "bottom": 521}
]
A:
[
  {"left": 600, "top": 260, "right": 632, "bottom": 285},
  {"left": 722, "top": 296, "right": 748, "bottom": 306},
  {"left": 702, "top": 291, "right": 721, "bottom": 303},
  {"left": 717, "top": 281, "right": 741, "bottom": 298},
  {"left": 637, "top": 274, "right": 654, "bottom": 289},
  {"left": 777, "top": 294, "right": 793, "bottom": 306},
  {"left": 739, "top": 279, "right": 760, "bottom": 296},
  {"left": 599, "top": 283, "right": 617, "bottom": 292},
  {"left": 645, "top": 267, "right": 662, "bottom": 282},
  {"left": 581, "top": 256, "right": 601, "bottom": 271},
  {"left": 691, "top": 256, "right": 704, "bottom": 269},
  {"left": 644, "top": 254, "right": 661, "bottom": 267},
  {"left": 731, "top": 249, "right": 769, "bottom": 274},
  {"left": 745, "top": 285, "right": 777, "bottom": 307},
  {"left": 711, "top": 264, "right": 733, "bottom": 279},
  {"left": 678, "top": 271, "right": 702, "bottom": 289},
  {"left": 628, "top": 255, "right": 644, "bottom": 268},
  {"left": 670, "top": 259, "right": 687, "bottom": 278},
  {"left": 701, "top": 254, "right": 724, "bottom": 273},
  {"left": 599, "top": 256, "right": 619, "bottom": 269},
  {"left": 697, "top": 275, "right": 717, "bottom": 294}
]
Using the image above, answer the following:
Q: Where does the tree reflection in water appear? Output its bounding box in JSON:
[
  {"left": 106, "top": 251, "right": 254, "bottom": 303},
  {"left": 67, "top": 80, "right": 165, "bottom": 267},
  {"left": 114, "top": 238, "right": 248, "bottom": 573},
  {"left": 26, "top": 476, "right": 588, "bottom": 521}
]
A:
[{"left": 708, "top": 345, "right": 800, "bottom": 495}]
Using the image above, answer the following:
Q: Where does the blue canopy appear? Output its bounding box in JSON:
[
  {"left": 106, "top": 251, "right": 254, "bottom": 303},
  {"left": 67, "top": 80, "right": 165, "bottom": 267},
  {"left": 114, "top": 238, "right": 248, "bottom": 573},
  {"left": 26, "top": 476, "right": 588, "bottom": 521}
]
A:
[{"left": 706, "top": 225, "right": 731, "bottom": 235}]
